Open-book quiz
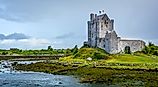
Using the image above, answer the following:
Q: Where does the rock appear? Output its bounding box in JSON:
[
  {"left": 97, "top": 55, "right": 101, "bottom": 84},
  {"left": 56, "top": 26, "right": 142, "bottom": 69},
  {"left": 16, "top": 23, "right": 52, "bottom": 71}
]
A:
[{"left": 87, "top": 57, "right": 92, "bottom": 61}]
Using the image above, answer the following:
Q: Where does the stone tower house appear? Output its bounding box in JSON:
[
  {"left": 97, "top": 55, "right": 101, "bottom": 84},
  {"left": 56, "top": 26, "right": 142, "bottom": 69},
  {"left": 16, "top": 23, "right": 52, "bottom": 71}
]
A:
[{"left": 86, "top": 11, "right": 145, "bottom": 54}]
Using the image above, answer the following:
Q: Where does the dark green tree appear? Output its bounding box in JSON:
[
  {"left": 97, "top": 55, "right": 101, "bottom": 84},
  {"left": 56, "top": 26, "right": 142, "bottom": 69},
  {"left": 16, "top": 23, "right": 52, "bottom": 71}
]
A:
[
  {"left": 142, "top": 46, "right": 149, "bottom": 54},
  {"left": 149, "top": 42, "right": 154, "bottom": 47},
  {"left": 2, "top": 52, "right": 8, "bottom": 55},
  {"left": 47, "top": 46, "right": 53, "bottom": 51},
  {"left": 153, "top": 50, "right": 158, "bottom": 56},
  {"left": 65, "top": 48, "right": 72, "bottom": 54},
  {"left": 72, "top": 45, "right": 78, "bottom": 55}
]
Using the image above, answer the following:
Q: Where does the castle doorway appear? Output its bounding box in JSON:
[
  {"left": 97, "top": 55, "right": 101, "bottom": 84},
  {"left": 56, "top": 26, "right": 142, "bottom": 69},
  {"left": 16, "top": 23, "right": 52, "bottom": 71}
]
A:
[{"left": 124, "top": 46, "right": 131, "bottom": 54}]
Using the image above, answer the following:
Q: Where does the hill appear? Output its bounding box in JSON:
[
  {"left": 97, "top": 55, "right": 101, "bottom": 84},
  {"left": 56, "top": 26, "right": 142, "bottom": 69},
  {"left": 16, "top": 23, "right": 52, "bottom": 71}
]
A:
[{"left": 60, "top": 46, "right": 158, "bottom": 69}]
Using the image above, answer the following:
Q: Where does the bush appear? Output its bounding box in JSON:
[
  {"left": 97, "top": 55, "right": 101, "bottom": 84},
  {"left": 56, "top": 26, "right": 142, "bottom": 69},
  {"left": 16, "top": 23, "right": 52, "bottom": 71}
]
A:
[
  {"left": 73, "top": 48, "right": 109, "bottom": 60},
  {"left": 2, "top": 52, "right": 8, "bottom": 55},
  {"left": 72, "top": 45, "right": 78, "bottom": 55},
  {"left": 93, "top": 52, "right": 107, "bottom": 59},
  {"left": 153, "top": 50, "right": 158, "bottom": 56},
  {"left": 141, "top": 43, "right": 158, "bottom": 56}
]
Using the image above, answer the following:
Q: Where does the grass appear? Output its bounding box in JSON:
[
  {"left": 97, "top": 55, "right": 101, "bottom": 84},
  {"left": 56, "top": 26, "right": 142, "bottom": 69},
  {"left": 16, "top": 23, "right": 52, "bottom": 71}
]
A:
[
  {"left": 14, "top": 62, "right": 158, "bottom": 86},
  {"left": 59, "top": 56, "right": 85, "bottom": 63},
  {"left": 110, "top": 54, "right": 158, "bottom": 63},
  {"left": 97, "top": 54, "right": 158, "bottom": 69},
  {"left": 64, "top": 67, "right": 158, "bottom": 86},
  {"left": 12, "top": 47, "right": 158, "bottom": 86},
  {"left": 73, "top": 48, "right": 109, "bottom": 60},
  {"left": 59, "top": 51, "right": 158, "bottom": 70}
]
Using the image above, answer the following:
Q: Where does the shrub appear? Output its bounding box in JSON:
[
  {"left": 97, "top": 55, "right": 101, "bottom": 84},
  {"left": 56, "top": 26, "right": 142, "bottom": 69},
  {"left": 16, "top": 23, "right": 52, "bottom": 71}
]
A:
[
  {"left": 93, "top": 52, "right": 107, "bottom": 59},
  {"left": 73, "top": 48, "right": 109, "bottom": 60}
]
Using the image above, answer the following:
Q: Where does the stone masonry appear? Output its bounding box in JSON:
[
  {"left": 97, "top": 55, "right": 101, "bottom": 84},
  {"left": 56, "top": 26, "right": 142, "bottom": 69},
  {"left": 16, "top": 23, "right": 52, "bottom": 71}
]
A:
[{"left": 86, "top": 11, "right": 145, "bottom": 54}]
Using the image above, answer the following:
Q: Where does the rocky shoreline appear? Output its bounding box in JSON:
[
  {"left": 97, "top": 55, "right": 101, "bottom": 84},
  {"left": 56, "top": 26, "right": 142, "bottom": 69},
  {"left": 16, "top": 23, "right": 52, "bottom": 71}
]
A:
[{"left": 13, "top": 62, "right": 158, "bottom": 86}]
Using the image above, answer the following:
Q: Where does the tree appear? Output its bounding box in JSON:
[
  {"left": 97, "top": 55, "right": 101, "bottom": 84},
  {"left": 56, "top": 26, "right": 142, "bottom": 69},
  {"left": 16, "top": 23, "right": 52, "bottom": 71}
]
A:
[
  {"left": 142, "top": 46, "right": 149, "bottom": 54},
  {"left": 47, "top": 46, "right": 53, "bottom": 51},
  {"left": 72, "top": 45, "right": 78, "bottom": 55},
  {"left": 153, "top": 50, "right": 158, "bottom": 56},
  {"left": 2, "top": 52, "right": 8, "bottom": 55},
  {"left": 149, "top": 42, "right": 154, "bottom": 47},
  {"left": 65, "top": 48, "right": 71, "bottom": 54}
]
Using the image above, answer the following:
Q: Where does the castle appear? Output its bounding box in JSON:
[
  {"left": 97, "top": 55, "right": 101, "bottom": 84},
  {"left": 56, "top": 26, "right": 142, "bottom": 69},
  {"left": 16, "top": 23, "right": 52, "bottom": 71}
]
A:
[{"left": 85, "top": 11, "right": 145, "bottom": 54}]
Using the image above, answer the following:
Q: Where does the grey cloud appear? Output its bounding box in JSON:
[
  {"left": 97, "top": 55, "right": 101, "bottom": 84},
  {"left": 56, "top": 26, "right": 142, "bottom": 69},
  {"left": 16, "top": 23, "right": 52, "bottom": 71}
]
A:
[
  {"left": 0, "top": 4, "right": 23, "bottom": 22},
  {"left": 55, "top": 32, "right": 75, "bottom": 39},
  {"left": 0, "top": 33, "right": 30, "bottom": 40},
  {"left": 0, "top": 34, "right": 5, "bottom": 40},
  {"left": 0, "top": 0, "right": 57, "bottom": 22}
]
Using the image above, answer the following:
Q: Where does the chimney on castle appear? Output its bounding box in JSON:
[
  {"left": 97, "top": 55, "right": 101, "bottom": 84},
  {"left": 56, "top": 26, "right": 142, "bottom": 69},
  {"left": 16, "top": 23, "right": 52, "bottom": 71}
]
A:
[
  {"left": 95, "top": 14, "right": 97, "bottom": 18},
  {"left": 102, "top": 10, "right": 105, "bottom": 13},
  {"left": 90, "top": 13, "right": 95, "bottom": 20},
  {"left": 111, "top": 19, "right": 114, "bottom": 29}
]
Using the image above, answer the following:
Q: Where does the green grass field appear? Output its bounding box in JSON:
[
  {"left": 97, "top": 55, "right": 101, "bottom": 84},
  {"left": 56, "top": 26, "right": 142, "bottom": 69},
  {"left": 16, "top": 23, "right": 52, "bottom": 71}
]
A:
[
  {"left": 59, "top": 48, "right": 158, "bottom": 69},
  {"left": 109, "top": 54, "right": 158, "bottom": 63}
]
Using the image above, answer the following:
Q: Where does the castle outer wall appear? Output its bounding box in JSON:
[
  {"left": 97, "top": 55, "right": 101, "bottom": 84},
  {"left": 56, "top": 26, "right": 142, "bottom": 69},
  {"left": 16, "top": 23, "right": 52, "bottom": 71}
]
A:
[{"left": 119, "top": 40, "right": 145, "bottom": 53}]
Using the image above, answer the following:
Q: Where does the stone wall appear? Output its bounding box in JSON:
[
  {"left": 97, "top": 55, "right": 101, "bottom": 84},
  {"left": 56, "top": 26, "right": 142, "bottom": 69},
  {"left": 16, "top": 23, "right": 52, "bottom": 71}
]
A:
[
  {"left": 97, "top": 14, "right": 113, "bottom": 38},
  {"left": 88, "top": 13, "right": 114, "bottom": 48},
  {"left": 119, "top": 40, "right": 145, "bottom": 52},
  {"left": 103, "top": 31, "right": 119, "bottom": 54},
  {"left": 87, "top": 12, "right": 145, "bottom": 54}
]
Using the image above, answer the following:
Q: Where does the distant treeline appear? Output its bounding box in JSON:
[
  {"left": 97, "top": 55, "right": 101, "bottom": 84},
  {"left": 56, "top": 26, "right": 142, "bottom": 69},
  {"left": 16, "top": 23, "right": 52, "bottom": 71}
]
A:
[
  {"left": 0, "top": 42, "right": 158, "bottom": 56},
  {"left": 136, "top": 42, "right": 158, "bottom": 56},
  {"left": 0, "top": 45, "right": 78, "bottom": 56}
]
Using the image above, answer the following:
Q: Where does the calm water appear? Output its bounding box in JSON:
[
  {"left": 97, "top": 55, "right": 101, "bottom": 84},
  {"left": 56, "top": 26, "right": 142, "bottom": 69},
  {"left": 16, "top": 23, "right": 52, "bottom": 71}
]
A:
[
  {"left": 0, "top": 61, "right": 115, "bottom": 87},
  {"left": 0, "top": 71, "right": 114, "bottom": 87}
]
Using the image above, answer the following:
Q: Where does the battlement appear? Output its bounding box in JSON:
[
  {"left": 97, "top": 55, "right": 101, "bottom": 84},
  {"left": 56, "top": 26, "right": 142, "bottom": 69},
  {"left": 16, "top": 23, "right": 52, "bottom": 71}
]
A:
[{"left": 90, "top": 13, "right": 109, "bottom": 21}]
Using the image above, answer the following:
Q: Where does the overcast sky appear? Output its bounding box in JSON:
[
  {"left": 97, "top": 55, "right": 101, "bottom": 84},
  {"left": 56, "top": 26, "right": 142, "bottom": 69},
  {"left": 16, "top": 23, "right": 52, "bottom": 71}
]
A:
[{"left": 0, "top": 0, "right": 158, "bottom": 49}]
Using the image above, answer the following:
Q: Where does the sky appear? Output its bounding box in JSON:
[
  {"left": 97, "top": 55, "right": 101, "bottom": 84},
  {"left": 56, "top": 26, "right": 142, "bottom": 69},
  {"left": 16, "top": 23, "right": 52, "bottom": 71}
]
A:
[{"left": 0, "top": 0, "right": 158, "bottom": 49}]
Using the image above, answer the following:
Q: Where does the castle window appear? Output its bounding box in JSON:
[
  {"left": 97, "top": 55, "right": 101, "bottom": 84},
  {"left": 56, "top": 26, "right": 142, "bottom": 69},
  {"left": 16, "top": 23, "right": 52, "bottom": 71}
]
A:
[
  {"left": 92, "top": 24, "right": 95, "bottom": 28},
  {"left": 99, "top": 39, "right": 101, "bottom": 42},
  {"left": 101, "top": 24, "right": 103, "bottom": 28},
  {"left": 104, "top": 45, "right": 105, "bottom": 48},
  {"left": 92, "top": 20, "right": 95, "bottom": 24},
  {"left": 104, "top": 20, "right": 106, "bottom": 24},
  {"left": 106, "top": 25, "right": 108, "bottom": 28}
]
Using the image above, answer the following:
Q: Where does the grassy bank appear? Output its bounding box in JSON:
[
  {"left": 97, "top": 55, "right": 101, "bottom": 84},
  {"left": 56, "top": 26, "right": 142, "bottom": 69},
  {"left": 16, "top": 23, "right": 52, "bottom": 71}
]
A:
[
  {"left": 13, "top": 47, "right": 158, "bottom": 86},
  {"left": 14, "top": 62, "right": 158, "bottom": 86},
  {"left": 59, "top": 48, "right": 158, "bottom": 70}
]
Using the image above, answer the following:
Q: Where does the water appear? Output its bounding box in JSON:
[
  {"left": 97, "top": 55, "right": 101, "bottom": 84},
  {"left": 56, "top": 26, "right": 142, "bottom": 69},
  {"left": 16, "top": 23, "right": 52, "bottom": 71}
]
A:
[
  {"left": 0, "top": 61, "right": 113, "bottom": 87},
  {"left": 10, "top": 60, "right": 45, "bottom": 64},
  {"left": 0, "top": 71, "right": 79, "bottom": 87},
  {"left": 0, "top": 71, "right": 112, "bottom": 87}
]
